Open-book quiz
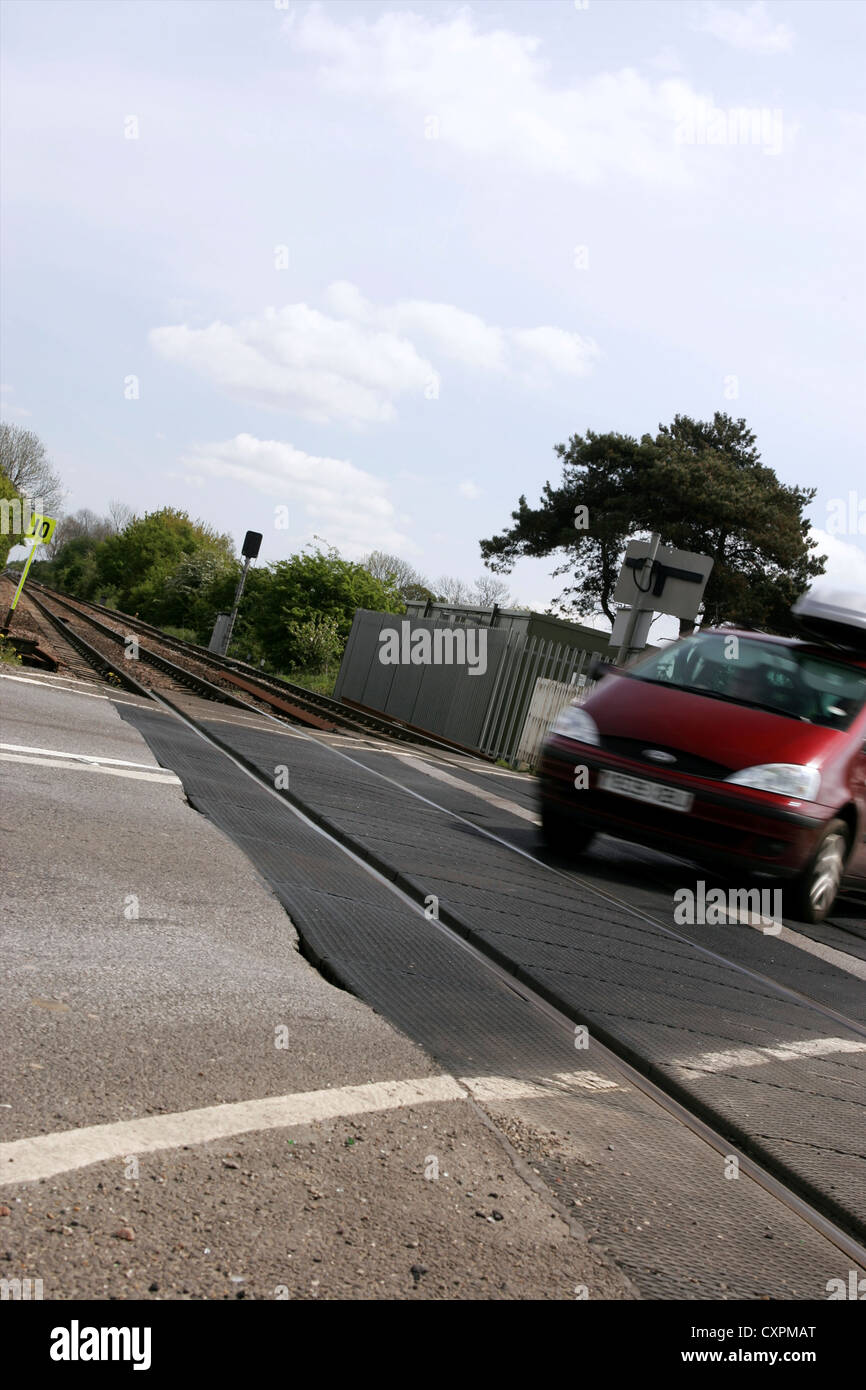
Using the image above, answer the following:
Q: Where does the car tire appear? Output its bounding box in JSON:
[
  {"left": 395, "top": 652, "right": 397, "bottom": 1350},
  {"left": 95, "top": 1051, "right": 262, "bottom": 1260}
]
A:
[
  {"left": 540, "top": 800, "right": 595, "bottom": 857},
  {"left": 785, "top": 819, "right": 850, "bottom": 924}
]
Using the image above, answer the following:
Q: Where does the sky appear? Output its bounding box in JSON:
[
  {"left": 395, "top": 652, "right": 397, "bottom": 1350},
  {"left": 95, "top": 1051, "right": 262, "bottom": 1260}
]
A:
[{"left": 2, "top": 0, "right": 864, "bottom": 628}]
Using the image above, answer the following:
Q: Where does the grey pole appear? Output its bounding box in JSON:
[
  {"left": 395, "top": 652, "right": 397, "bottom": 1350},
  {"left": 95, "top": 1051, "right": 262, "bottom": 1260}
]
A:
[
  {"left": 616, "top": 532, "right": 660, "bottom": 666},
  {"left": 220, "top": 555, "right": 251, "bottom": 656}
]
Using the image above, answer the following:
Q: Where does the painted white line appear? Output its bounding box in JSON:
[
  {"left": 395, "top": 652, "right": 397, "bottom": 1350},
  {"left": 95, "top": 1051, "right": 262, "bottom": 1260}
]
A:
[
  {"left": 463, "top": 1070, "right": 623, "bottom": 1102},
  {"left": 759, "top": 921, "right": 866, "bottom": 981},
  {"left": 390, "top": 750, "right": 529, "bottom": 781},
  {"left": 0, "top": 752, "right": 180, "bottom": 784},
  {"left": 0, "top": 672, "right": 110, "bottom": 699},
  {"left": 0, "top": 1075, "right": 467, "bottom": 1185},
  {"left": 399, "top": 755, "right": 540, "bottom": 824},
  {"left": 674, "top": 1036, "right": 866, "bottom": 1076},
  {"left": 8, "top": 670, "right": 102, "bottom": 688},
  {"left": 711, "top": 902, "right": 866, "bottom": 981},
  {"left": 0, "top": 743, "right": 166, "bottom": 771}
]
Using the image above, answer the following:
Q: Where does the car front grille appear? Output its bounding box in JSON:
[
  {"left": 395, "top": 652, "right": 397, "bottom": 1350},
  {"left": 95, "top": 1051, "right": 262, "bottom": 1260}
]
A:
[{"left": 599, "top": 736, "right": 732, "bottom": 780}]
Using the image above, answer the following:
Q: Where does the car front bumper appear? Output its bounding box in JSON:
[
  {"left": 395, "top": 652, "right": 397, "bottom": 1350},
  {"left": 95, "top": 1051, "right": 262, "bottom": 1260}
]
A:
[{"left": 538, "top": 736, "right": 834, "bottom": 878}]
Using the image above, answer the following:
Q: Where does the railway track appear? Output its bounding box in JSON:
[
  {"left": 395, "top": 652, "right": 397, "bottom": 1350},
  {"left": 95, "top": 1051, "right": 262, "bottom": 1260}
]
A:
[
  {"left": 0, "top": 577, "right": 123, "bottom": 685},
  {"left": 24, "top": 580, "right": 492, "bottom": 755}
]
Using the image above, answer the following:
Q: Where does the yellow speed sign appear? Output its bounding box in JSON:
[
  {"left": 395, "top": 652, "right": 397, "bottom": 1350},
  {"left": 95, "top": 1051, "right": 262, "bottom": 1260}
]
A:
[{"left": 23, "top": 513, "right": 57, "bottom": 545}]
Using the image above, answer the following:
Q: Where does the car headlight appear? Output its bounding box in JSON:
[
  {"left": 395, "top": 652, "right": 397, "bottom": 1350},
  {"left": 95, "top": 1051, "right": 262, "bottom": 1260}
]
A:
[
  {"left": 551, "top": 704, "right": 601, "bottom": 746},
  {"left": 725, "top": 763, "right": 821, "bottom": 800}
]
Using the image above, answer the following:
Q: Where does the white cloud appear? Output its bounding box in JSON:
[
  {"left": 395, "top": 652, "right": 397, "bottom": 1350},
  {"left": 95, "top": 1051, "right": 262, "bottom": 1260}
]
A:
[
  {"left": 457, "top": 480, "right": 483, "bottom": 500},
  {"left": 324, "top": 282, "right": 507, "bottom": 371},
  {"left": 179, "top": 433, "right": 413, "bottom": 557},
  {"left": 809, "top": 530, "right": 866, "bottom": 596},
  {"left": 150, "top": 304, "right": 433, "bottom": 427},
  {"left": 509, "top": 325, "right": 599, "bottom": 378},
  {"left": 151, "top": 285, "right": 599, "bottom": 424},
  {"left": 289, "top": 9, "right": 704, "bottom": 186},
  {"left": 326, "top": 281, "right": 598, "bottom": 377},
  {"left": 695, "top": 2, "right": 794, "bottom": 55}
]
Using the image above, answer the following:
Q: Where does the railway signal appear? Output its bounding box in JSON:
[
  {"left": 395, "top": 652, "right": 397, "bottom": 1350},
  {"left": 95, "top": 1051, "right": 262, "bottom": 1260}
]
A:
[{"left": 210, "top": 529, "right": 262, "bottom": 657}]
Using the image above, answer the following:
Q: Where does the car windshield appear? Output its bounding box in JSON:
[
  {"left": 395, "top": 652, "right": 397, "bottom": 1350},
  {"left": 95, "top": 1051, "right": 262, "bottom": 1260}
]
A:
[{"left": 626, "top": 633, "right": 866, "bottom": 730}]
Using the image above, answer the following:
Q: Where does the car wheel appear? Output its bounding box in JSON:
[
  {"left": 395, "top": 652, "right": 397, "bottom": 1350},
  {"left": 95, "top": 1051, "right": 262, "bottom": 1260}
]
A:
[
  {"left": 540, "top": 800, "right": 595, "bottom": 857},
  {"left": 785, "top": 819, "right": 849, "bottom": 924}
]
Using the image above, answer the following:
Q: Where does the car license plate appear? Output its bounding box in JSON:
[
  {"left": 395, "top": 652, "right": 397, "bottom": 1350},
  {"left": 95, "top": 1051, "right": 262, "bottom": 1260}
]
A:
[{"left": 598, "top": 770, "right": 694, "bottom": 812}]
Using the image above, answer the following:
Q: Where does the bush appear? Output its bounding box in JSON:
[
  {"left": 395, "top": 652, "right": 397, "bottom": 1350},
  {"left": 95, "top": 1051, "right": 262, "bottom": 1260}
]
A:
[
  {"left": 285, "top": 615, "right": 344, "bottom": 675},
  {"left": 160, "top": 626, "right": 200, "bottom": 645}
]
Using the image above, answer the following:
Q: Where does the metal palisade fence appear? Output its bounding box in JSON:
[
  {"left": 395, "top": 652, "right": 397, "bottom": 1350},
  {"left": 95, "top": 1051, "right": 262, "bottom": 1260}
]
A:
[
  {"left": 333, "top": 611, "right": 615, "bottom": 767},
  {"left": 478, "top": 631, "right": 614, "bottom": 768}
]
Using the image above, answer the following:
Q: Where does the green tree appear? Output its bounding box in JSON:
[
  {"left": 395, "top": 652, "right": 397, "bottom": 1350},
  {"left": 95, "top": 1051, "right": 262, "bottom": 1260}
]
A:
[
  {"left": 95, "top": 508, "right": 235, "bottom": 615},
  {"left": 50, "top": 535, "right": 104, "bottom": 599},
  {"left": 152, "top": 549, "right": 239, "bottom": 634},
  {"left": 250, "top": 543, "right": 402, "bottom": 669},
  {"left": 480, "top": 413, "right": 824, "bottom": 633}
]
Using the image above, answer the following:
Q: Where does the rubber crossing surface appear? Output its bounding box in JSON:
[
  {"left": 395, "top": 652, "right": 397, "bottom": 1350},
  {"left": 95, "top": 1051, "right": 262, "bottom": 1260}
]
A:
[{"left": 117, "top": 703, "right": 866, "bottom": 1291}]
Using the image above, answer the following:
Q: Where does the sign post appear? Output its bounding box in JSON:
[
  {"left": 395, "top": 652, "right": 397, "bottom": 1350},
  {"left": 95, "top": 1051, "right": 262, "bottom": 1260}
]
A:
[
  {"left": 611, "top": 536, "right": 713, "bottom": 665},
  {"left": 3, "top": 512, "right": 57, "bottom": 630},
  {"left": 213, "top": 530, "right": 262, "bottom": 657}
]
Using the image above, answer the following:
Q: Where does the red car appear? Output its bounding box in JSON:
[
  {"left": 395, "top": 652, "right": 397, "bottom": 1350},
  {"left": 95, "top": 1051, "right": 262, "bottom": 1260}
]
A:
[{"left": 538, "top": 594, "right": 866, "bottom": 923}]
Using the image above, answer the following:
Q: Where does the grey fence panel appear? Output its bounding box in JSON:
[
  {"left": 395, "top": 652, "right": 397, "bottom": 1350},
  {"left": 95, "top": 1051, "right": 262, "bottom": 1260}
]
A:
[
  {"left": 442, "top": 627, "right": 511, "bottom": 747},
  {"left": 500, "top": 636, "right": 545, "bottom": 765},
  {"left": 381, "top": 647, "right": 427, "bottom": 723},
  {"left": 332, "top": 610, "right": 368, "bottom": 702},
  {"left": 339, "top": 611, "right": 398, "bottom": 709},
  {"left": 478, "top": 629, "right": 525, "bottom": 755},
  {"left": 408, "top": 657, "right": 465, "bottom": 740},
  {"left": 360, "top": 646, "right": 399, "bottom": 712},
  {"left": 331, "top": 609, "right": 618, "bottom": 761},
  {"left": 406, "top": 625, "right": 510, "bottom": 747}
]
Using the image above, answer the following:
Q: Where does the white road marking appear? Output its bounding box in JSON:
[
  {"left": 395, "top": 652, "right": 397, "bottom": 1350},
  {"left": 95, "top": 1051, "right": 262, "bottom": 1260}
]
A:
[
  {"left": 0, "top": 1075, "right": 467, "bottom": 1185},
  {"left": 399, "top": 755, "right": 540, "bottom": 823},
  {"left": 674, "top": 1036, "right": 866, "bottom": 1076},
  {"left": 463, "top": 1070, "right": 623, "bottom": 1102},
  {"left": 1, "top": 742, "right": 166, "bottom": 771},
  {"left": 721, "top": 912, "right": 866, "bottom": 981},
  {"left": 0, "top": 1068, "right": 629, "bottom": 1185},
  {"left": 0, "top": 672, "right": 110, "bottom": 699},
  {"left": 12, "top": 671, "right": 103, "bottom": 688},
  {"left": 0, "top": 752, "right": 180, "bottom": 784},
  {"left": 391, "top": 750, "right": 529, "bottom": 780}
]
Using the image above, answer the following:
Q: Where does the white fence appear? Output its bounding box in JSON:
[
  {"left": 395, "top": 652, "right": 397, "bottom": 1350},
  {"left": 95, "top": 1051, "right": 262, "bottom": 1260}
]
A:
[
  {"left": 477, "top": 634, "right": 614, "bottom": 767},
  {"left": 515, "top": 675, "right": 590, "bottom": 768}
]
